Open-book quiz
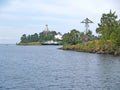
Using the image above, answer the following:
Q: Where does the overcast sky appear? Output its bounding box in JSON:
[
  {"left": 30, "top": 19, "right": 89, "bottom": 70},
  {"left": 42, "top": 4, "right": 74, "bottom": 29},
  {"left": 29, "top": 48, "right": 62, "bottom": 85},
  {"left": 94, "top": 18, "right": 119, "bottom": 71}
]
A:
[{"left": 0, "top": 0, "right": 120, "bottom": 44}]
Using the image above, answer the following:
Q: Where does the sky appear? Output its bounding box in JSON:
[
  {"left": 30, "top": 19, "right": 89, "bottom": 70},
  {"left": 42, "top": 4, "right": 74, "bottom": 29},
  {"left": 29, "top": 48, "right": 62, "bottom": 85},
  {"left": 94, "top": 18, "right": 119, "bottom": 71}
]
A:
[{"left": 0, "top": 0, "right": 120, "bottom": 44}]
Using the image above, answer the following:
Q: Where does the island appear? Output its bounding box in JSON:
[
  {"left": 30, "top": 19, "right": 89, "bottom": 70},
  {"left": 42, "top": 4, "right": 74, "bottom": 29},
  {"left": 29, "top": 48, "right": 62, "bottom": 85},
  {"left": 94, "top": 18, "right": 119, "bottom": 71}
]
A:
[{"left": 17, "top": 24, "right": 63, "bottom": 45}]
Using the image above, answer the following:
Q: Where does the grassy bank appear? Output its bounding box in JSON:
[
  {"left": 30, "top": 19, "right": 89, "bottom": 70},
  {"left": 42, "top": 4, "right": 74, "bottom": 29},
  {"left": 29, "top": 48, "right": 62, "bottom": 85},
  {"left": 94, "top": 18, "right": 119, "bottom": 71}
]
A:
[
  {"left": 17, "top": 42, "right": 41, "bottom": 45},
  {"left": 63, "top": 40, "right": 120, "bottom": 55}
]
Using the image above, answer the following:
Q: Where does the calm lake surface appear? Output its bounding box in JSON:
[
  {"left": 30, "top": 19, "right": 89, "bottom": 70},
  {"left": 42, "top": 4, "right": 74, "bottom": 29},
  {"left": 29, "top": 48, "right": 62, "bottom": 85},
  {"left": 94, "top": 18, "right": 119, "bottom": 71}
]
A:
[{"left": 0, "top": 45, "right": 120, "bottom": 90}]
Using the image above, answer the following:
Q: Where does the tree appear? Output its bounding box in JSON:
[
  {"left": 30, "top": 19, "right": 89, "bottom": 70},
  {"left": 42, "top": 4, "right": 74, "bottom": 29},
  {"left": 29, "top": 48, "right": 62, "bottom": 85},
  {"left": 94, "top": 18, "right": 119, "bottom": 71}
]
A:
[
  {"left": 39, "top": 31, "right": 57, "bottom": 42},
  {"left": 63, "top": 29, "right": 81, "bottom": 45},
  {"left": 20, "top": 34, "right": 27, "bottom": 43},
  {"left": 27, "top": 35, "right": 31, "bottom": 42},
  {"left": 96, "top": 10, "right": 120, "bottom": 49},
  {"left": 110, "top": 20, "right": 120, "bottom": 48},
  {"left": 96, "top": 10, "right": 118, "bottom": 41},
  {"left": 33, "top": 33, "right": 39, "bottom": 42}
]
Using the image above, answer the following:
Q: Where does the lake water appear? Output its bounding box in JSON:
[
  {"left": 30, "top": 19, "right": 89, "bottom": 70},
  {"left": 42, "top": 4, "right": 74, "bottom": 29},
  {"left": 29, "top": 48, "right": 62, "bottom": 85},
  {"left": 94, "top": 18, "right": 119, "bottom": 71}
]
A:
[{"left": 0, "top": 45, "right": 120, "bottom": 90}]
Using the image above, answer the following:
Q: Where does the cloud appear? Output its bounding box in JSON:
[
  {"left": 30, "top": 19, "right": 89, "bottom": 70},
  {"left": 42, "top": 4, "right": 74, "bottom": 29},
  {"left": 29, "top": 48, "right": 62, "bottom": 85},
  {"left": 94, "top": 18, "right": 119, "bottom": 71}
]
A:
[
  {"left": 0, "top": 0, "right": 120, "bottom": 43},
  {"left": 1, "top": 0, "right": 119, "bottom": 20}
]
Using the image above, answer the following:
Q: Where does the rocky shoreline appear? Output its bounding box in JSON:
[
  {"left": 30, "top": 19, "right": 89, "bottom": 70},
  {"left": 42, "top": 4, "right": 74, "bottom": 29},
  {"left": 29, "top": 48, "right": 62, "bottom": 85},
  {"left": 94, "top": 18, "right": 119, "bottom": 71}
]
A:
[
  {"left": 62, "top": 47, "right": 120, "bottom": 56},
  {"left": 62, "top": 41, "right": 120, "bottom": 56}
]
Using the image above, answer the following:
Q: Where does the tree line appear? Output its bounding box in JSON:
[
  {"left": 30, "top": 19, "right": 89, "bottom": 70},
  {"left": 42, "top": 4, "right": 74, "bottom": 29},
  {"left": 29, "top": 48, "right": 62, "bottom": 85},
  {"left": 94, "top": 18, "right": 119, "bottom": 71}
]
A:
[
  {"left": 20, "top": 31, "right": 58, "bottom": 43},
  {"left": 62, "top": 29, "right": 97, "bottom": 45}
]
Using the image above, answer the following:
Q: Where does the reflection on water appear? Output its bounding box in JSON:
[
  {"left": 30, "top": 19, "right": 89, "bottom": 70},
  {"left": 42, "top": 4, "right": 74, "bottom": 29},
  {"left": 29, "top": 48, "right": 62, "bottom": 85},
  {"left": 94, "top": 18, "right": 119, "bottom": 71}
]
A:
[{"left": 0, "top": 45, "right": 120, "bottom": 90}]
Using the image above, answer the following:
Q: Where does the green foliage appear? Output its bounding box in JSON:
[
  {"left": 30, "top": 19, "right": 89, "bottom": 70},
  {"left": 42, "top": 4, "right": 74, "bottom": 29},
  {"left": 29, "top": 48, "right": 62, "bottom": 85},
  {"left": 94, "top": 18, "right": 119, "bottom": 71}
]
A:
[
  {"left": 110, "top": 22, "right": 120, "bottom": 48},
  {"left": 39, "top": 31, "right": 56, "bottom": 42},
  {"left": 20, "top": 31, "right": 58, "bottom": 43},
  {"left": 62, "top": 29, "right": 96, "bottom": 45},
  {"left": 96, "top": 10, "right": 117, "bottom": 39},
  {"left": 96, "top": 10, "right": 120, "bottom": 49},
  {"left": 62, "top": 10, "right": 120, "bottom": 55},
  {"left": 62, "top": 29, "right": 81, "bottom": 45},
  {"left": 20, "top": 34, "right": 27, "bottom": 43}
]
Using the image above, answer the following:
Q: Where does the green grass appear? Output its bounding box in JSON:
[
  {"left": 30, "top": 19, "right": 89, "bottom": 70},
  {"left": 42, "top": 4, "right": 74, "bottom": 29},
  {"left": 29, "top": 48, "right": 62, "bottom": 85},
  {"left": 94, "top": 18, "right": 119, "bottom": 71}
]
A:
[{"left": 17, "top": 42, "right": 41, "bottom": 45}]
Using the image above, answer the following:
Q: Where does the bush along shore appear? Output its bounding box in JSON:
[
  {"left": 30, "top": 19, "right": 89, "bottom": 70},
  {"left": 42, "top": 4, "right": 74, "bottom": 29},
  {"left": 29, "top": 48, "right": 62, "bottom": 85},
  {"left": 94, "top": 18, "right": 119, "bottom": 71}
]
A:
[
  {"left": 62, "top": 10, "right": 120, "bottom": 56},
  {"left": 62, "top": 40, "right": 120, "bottom": 56}
]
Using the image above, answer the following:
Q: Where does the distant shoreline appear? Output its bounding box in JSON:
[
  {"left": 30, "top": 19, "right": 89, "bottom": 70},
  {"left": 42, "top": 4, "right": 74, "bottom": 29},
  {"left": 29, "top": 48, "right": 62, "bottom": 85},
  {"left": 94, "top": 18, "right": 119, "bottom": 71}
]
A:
[{"left": 17, "top": 42, "right": 41, "bottom": 46}]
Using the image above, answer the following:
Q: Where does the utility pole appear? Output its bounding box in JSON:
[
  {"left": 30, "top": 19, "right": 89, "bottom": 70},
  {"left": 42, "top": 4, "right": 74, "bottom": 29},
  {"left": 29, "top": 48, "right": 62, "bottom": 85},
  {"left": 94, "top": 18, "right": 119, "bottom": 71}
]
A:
[{"left": 81, "top": 18, "right": 93, "bottom": 34}]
